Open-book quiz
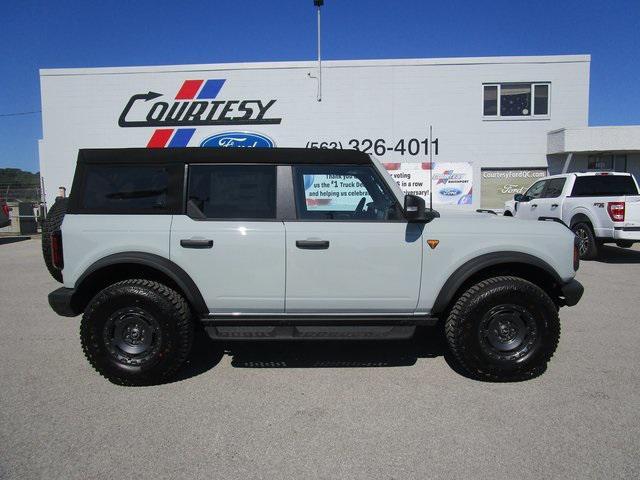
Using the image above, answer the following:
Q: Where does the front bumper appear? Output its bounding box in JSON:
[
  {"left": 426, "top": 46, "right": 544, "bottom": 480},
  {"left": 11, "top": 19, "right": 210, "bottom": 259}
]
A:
[
  {"left": 48, "top": 287, "right": 81, "bottom": 317},
  {"left": 560, "top": 279, "right": 584, "bottom": 307}
]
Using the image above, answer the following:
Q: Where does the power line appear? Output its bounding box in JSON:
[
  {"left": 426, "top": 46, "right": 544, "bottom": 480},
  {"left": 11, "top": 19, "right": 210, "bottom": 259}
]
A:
[{"left": 0, "top": 110, "right": 41, "bottom": 117}]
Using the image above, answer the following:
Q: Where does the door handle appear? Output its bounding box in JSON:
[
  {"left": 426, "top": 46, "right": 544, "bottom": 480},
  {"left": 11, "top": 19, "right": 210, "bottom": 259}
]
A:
[
  {"left": 180, "top": 239, "right": 214, "bottom": 249},
  {"left": 531, "top": 204, "right": 538, "bottom": 208},
  {"left": 296, "top": 240, "right": 330, "bottom": 250},
  {"left": 551, "top": 204, "right": 559, "bottom": 208}
]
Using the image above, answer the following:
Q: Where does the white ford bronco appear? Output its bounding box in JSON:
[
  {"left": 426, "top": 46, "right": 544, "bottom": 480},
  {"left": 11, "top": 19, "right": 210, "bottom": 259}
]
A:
[
  {"left": 45, "top": 148, "right": 583, "bottom": 385},
  {"left": 503, "top": 172, "right": 640, "bottom": 259}
]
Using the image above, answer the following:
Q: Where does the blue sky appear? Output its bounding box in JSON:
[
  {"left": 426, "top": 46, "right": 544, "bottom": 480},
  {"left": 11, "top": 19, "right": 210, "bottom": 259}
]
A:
[{"left": 1, "top": 0, "right": 639, "bottom": 172}]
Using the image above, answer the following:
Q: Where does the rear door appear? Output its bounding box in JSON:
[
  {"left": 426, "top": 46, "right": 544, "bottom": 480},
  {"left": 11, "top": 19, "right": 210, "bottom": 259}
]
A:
[
  {"left": 170, "top": 164, "right": 285, "bottom": 314},
  {"left": 284, "top": 164, "right": 422, "bottom": 313}
]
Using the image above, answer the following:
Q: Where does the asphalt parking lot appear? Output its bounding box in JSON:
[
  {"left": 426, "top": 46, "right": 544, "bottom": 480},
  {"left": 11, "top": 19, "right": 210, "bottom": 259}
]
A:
[{"left": 1, "top": 238, "right": 639, "bottom": 479}]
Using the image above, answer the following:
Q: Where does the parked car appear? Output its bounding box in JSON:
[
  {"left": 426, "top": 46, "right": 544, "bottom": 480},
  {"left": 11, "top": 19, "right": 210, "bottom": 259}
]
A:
[
  {"left": 0, "top": 200, "right": 11, "bottom": 228},
  {"left": 45, "top": 148, "right": 582, "bottom": 385},
  {"left": 504, "top": 172, "right": 640, "bottom": 259}
]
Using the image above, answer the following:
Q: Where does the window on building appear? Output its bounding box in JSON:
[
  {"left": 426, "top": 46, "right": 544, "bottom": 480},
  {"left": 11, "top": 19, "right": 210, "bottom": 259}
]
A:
[
  {"left": 587, "top": 154, "right": 614, "bottom": 171},
  {"left": 534, "top": 84, "right": 549, "bottom": 115},
  {"left": 187, "top": 165, "right": 276, "bottom": 219},
  {"left": 483, "top": 83, "right": 550, "bottom": 118},
  {"left": 483, "top": 85, "right": 498, "bottom": 116}
]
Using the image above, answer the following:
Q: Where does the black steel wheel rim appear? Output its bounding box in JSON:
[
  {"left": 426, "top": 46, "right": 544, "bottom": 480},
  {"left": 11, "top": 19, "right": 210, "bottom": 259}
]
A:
[
  {"left": 478, "top": 304, "right": 538, "bottom": 362},
  {"left": 574, "top": 227, "right": 589, "bottom": 256},
  {"left": 103, "top": 307, "right": 162, "bottom": 367}
]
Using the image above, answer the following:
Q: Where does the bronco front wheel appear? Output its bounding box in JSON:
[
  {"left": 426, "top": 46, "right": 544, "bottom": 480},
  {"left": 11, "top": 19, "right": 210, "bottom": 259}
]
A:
[
  {"left": 80, "top": 279, "right": 194, "bottom": 386},
  {"left": 444, "top": 276, "right": 560, "bottom": 381}
]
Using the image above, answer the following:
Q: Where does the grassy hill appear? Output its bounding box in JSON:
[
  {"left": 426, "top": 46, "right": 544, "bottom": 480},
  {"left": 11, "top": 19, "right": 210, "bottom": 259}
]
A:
[{"left": 0, "top": 168, "right": 40, "bottom": 186}]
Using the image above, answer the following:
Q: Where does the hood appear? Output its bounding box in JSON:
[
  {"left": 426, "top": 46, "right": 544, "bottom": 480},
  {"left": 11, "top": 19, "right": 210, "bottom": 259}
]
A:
[{"left": 430, "top": 208, "right": 571, "bottom": 237}]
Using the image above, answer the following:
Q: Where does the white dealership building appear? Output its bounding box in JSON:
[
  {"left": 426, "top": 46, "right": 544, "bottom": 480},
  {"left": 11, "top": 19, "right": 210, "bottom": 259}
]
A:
[{"left": 39, "top": 54, "right": 640, "bottom": 208}]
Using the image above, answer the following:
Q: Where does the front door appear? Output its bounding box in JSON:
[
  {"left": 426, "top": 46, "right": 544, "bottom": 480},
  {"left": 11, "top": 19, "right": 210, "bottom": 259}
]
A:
[
  {"left": 531, "top": 177, "right": 567, "bottom": 220},
  {"left": 170, "top": 164, "right": 285, "bottom": 314},
  {"left": 284, "top": 164, "right": 423, "bottom": 313},
  {"left": 515, "top": 179, "right": 547, "bottom": 220}
]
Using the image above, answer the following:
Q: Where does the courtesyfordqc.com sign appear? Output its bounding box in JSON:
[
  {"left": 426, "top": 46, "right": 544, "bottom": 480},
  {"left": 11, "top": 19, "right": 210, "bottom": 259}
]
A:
[{"left": 480, "top": 168, "right": 547, "bottom": 209}]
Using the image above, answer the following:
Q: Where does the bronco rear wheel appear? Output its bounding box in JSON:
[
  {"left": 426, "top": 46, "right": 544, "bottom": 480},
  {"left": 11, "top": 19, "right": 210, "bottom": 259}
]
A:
[
  {"left": 445, "top": 276, "right": 560, "bottom": 381},
  {"left": 80, "top": 279, "right": 194, "bottom": 386}
]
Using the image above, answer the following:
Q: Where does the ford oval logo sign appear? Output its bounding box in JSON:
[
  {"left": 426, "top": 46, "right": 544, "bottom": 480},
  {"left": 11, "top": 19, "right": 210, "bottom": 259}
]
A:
[
  {"left": 200, "top": 131, "right": 275, "bottom": 148},
  {"left": 439, "top": 187, "right": 462, "bottom": 196}
]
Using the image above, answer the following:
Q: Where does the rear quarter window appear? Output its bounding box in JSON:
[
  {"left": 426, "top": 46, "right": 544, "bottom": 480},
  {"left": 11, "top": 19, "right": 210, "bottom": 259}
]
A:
[
  {"left": 71, "top": 164, "right": 183, "bottom": 214},
  {"left": 571, "top": 176, "right": 639, "bottom": 197}
]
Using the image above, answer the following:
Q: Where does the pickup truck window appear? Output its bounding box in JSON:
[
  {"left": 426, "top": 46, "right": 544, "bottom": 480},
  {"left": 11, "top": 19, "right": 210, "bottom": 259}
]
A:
[
  {"left": 542, "top": 178, "right": 566, "bottom": 198},
  {"left": 571, "top": 176, "right": 639, "bottom": 197},
  {"left": 187, "top": 165, "right": 276, "bottom": 219},
  {"left": 293, "top": 165, "right": 402, "bottom": 221},
  {"left": 525, "top": 180, "right": 547, "bottom": 199}
]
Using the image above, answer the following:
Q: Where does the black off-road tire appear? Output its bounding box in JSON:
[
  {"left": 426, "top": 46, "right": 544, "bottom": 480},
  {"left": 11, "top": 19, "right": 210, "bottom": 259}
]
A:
[
  {"left": 572, "top": 222, "right": 598, "bottom": 260},
  {"left": 41, "top": 198, "right": 68, "bottom": 282},
  {"left": 80, "top": 279, "right": 194, "bottom": 386},
  {"left": 444, "top": 276, "right": 560, "bottom": 382}
]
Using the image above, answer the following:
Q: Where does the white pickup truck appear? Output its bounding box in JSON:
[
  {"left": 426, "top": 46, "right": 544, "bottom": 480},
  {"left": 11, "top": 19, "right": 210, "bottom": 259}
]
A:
[{"left": 504, "top": 172, "right": 640, "bottom": 259}]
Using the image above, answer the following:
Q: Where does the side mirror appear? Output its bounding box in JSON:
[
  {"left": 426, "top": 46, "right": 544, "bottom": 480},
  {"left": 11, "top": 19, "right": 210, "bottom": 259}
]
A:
[
  {"left": 514, "top": 193, "right": 526, "bottom": 202},
  {"left": 404, "top": 194, "right": 440, "bottom": 223}
]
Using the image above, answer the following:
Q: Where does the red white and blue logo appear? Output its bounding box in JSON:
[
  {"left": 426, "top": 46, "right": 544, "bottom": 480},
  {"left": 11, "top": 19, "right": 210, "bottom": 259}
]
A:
[{"left": 117, "top": 79, "right": 282, "bottom": 148}]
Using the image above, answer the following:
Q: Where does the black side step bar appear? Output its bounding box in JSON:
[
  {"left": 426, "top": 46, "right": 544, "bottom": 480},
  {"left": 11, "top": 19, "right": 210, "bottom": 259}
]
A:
[{"left": 200, "top": 315, "right": 438, "bottom": 341}]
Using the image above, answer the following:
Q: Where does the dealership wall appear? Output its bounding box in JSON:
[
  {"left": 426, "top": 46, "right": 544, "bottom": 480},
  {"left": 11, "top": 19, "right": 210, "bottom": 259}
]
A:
[{"left": 38, "top": 55, "right": 590, "bottom": 207}]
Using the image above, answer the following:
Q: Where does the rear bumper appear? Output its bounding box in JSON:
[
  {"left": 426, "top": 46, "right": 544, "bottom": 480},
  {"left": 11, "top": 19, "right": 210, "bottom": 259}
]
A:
[
  {"left": 48, "top": 287, "right": 81, "bottom": 317},
  {"left": 560, "top": 279, "right": 584, "bottom": 307},
  {"left": 613, "top": 226, "right": 640, "bottom": 242}
]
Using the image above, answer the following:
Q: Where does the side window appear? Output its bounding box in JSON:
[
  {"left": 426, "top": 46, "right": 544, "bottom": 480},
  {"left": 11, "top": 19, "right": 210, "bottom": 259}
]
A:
[
  {"left": 293, "top": 165, "right": 402, "bottom": 221},
  {"left": 80, "top": 164, "right": 177, "bottom": 213},
  {"left": 187, "top": 165, "right": 276, "bottom": 219},
  {"left": 542, "top": 178, "right": 566, "bottom": 198},
  {"left": 524, "top": 180, "right": 546, "bottom": 199}
]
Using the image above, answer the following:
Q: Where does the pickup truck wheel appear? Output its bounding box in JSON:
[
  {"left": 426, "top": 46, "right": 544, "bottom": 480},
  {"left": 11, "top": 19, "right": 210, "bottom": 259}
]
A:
[
  {"left": 616, "top": 240, "right": 634, "bottom": 248},
  {"left": 80, "top": 279, "right": 194, "bottom": 386},
  {"left": 445, "top": 276, "right": 560, "bottom": 381},
  {"left": 571, "top": 222, "right": 598, "bottom": 260}
]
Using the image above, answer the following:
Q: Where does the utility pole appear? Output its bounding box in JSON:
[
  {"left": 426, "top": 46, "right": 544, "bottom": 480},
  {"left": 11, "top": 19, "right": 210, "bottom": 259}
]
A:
[{"left": 314, "top": 0, "right": 323, "bottom": 101}]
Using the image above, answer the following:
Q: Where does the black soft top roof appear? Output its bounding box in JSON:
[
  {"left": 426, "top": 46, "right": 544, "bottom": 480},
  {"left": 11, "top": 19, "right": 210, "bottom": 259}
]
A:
[{"left": 77, "top": 147, "right": 371, "bottom": 165}]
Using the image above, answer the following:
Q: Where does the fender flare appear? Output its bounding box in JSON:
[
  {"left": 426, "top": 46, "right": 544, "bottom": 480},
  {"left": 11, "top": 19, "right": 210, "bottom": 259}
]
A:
[
  {"left": 75, "top": 252, "right": 208, "bottom": 315},
  {"left": 430, "top": 251, "right": 562, "bottom": 315},
  {"left": 569, "top": 212, "right": 593, "bottom": 229}
]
